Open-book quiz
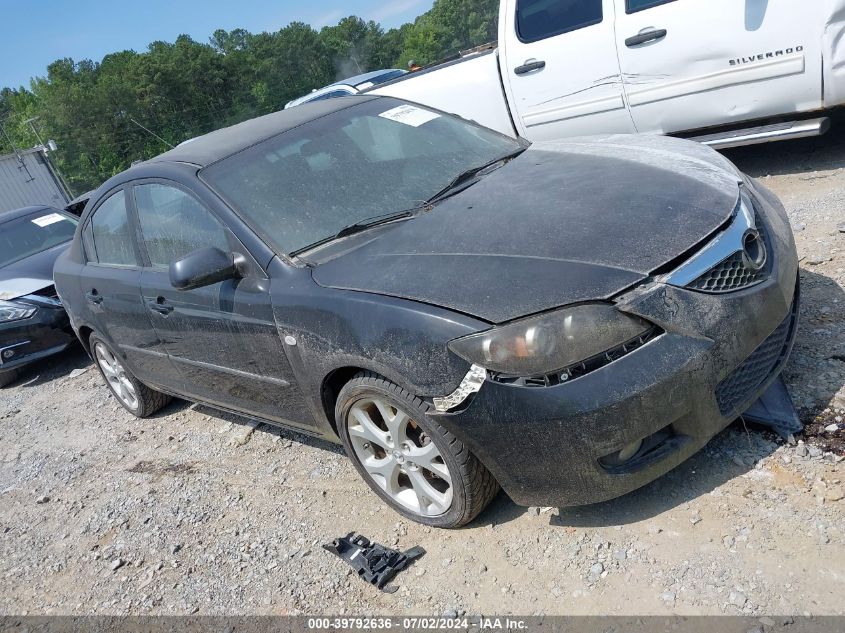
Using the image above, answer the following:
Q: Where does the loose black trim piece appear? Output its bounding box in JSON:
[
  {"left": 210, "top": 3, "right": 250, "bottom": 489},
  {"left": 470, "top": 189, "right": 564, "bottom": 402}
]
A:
[{"left": 323, "top": 532, "right": 425, "bottom": 593}]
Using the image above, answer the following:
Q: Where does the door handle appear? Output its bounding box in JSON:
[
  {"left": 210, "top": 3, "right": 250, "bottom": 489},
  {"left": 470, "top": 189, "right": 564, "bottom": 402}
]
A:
[
  {"left": 626, "top": 28, "right": 667, "bottom": 47},
  {"left": 514, "top": 60, "right": 546, "bottom": 75},
  {"left": 147, "top": 297, "right": 174, "bottom": 315},
  {"left": 85, "top": 290, "right": 103, "bottom": 305},
  {"left": 625, "top": 28, "right": 667, "bottom": 47}
]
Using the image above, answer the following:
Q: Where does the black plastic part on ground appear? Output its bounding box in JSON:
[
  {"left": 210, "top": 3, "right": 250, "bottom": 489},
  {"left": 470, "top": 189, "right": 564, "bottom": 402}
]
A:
[{"left": 322, "top": 532, "right": 425, "bottom": 593}]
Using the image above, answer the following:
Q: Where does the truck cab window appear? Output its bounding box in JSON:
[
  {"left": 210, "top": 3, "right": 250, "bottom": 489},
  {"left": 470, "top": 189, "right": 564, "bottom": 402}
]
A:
[
  {"left": 626, "top": 0, "right": 676, "bottom": 13},
  {"left": 516, "top": 0, "right": 603, "bottom": 43}
]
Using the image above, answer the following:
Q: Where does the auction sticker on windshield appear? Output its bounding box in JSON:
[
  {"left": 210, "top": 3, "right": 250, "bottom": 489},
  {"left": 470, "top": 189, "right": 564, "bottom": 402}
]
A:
[
  {"left": 379, "top": 104, "right": 440, "bottom": 127},
  {"left": 31, "top": 213, "right": 69, "bottom": 227}
]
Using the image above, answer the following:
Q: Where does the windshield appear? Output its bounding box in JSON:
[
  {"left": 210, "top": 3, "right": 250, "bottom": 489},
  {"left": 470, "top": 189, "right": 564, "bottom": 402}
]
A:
[
  {"left": 0, "top": 209, "right": 77, "bottom": 268},
  {"left": 202, "top": 98, "right": 525, "bottom": 255}
]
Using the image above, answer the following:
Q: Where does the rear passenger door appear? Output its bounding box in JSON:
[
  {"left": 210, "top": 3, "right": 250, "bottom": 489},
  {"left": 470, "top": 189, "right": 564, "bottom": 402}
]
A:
[
  {"left": 80, "top": 188, "right": 171, "bottom": 384},
  {"left": 614, "top": 0, "right": 823, "bottom": 134},
  {"left": 500, "top": 0, "right": 635, "bottom": 141},
  {"left": 130, "top": 180, "right": 312, "bottom": 427}
]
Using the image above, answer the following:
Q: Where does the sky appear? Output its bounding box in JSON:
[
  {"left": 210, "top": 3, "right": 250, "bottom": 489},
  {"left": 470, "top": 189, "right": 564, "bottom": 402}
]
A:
[{"left": 1, "top": 0, "right": 434, "bottom": 89}]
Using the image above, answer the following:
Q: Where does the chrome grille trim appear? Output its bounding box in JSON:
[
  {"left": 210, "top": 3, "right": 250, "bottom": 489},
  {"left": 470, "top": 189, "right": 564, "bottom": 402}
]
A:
[{"left": 666, "top": 189, "right": 769, "bottom": 293}]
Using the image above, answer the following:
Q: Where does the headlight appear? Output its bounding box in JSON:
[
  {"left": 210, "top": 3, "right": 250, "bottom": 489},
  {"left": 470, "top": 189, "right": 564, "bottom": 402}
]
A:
[
  {"left": 448, "top": 304, "right": 651, "bottom": 377},
  {"left": 0, "top": 300, "right": 36, "bottom": 323}
]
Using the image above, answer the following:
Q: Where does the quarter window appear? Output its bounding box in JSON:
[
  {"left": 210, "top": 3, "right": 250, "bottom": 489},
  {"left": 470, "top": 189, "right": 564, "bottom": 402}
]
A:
[
  {"left": 90, "top": 191, "right": 137, "bottom": 266},
  {"left": 134, "top": 184, "right": 229, "bottom": 268},
  {"left": 516, "top": 0, "right": 603, "bottom": 42}
]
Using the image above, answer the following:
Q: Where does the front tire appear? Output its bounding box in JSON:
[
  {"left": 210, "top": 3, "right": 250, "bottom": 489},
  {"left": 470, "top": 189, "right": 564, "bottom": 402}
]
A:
[
  {"left": 336, "top": 372, "right": 499, "bottom": 528},
  {"left": 90, "top": 335, "right": 170, "bottom": 418}
]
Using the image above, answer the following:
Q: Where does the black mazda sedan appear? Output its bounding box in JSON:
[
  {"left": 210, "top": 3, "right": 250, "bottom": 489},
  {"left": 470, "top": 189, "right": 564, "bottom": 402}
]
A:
[
  {"left": 54, "top": 97, "right": 799, "bottom": 527},
  {"left": 1, "top": 206, "right": 78, "bottom": 386}
]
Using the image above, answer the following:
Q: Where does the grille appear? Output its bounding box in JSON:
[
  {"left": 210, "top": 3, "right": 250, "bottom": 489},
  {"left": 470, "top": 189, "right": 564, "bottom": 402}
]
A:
[
  {"left": 687, "top": 214, "right": 769, "bottom": 294},
  {"left": 687, "top": 250, "right": 767, "bottom": 293},
  {"left": 715, "top": 306, "right": 796, "bottom": 416}
]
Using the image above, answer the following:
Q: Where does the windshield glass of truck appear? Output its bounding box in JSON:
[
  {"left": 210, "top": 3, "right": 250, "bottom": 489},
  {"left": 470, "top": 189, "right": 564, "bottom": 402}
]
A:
[
  {"left": 202, "top": 99, "right": 524, "bottom": 255},
  {"left": 0, "top": 210, "right": 77, "bottom": 268}
]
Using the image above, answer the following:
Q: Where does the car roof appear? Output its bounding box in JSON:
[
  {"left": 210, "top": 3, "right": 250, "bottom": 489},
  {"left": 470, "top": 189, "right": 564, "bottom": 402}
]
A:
[
  {"left": 0, "top": 205, "right": 58, "bottom": 223},
  {"left": 151, "top": 95, "right": 379, "bottom": 168}
]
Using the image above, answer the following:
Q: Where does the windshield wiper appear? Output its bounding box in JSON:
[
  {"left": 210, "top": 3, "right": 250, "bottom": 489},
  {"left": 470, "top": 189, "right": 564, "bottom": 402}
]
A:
[
  {"left": 290, "top": 210, "right": 413, "bottom": 257},
  {"left": 424, "top": 148, "right": 527, "bottom": 206}
]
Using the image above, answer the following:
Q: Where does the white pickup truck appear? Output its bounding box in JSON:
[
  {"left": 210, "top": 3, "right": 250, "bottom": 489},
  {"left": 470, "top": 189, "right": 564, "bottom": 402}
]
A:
[{"left": 372, "top": 0, "right": 845, "bottom": 148}]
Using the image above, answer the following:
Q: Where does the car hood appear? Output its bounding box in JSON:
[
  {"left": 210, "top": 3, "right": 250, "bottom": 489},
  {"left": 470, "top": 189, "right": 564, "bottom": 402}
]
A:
[
  {"left": 312, "top": 135, "right": 742, "bottom": 323},
  {"left": 0, "top": 241, "right": 69, "bottom": 300}
]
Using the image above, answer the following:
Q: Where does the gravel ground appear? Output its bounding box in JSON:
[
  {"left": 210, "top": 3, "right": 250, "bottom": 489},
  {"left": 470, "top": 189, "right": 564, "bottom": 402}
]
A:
[{"left": 1, "top": 127, "right": 844, "bottom": 617}]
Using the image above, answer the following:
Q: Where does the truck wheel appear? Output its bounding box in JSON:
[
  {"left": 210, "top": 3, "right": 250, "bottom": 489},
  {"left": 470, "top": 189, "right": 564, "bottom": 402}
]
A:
[
  {"left": 90, "top": 335, "right": 170, "bottom": 418},
  {"left": 336, "top": 371, "right": 499, "bottom": 528},
  {"left": 0, "top": 369, "right": 18, "bottom": 388}
]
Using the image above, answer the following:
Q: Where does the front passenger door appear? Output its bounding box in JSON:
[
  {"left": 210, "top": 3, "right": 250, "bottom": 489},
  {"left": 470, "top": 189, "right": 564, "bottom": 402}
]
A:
[{"left": 130, "top": 181, "right": 312, "bottom": 427}]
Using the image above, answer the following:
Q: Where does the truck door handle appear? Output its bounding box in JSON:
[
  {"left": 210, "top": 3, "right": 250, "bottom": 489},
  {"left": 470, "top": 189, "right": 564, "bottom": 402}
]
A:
[
  {"left": 85, "top": 290, "right": 103, "bottom": 305},
  {"left": 147, "top": 297, "right": 174, "bottom": 315},
  {"left": 514, "top": 60, "right": 546, "bottom": 75},
  {"left": 625, "top": 28, "right": 667, "bottom": 47}
]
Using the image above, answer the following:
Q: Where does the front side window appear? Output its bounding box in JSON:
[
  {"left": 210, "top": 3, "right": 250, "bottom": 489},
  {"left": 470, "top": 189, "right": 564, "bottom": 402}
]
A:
[
  {"left": 202, "top": 98, "right": 524, "bottom": 255},
  {"left": 133, "top": 184, "right": 228, "bottom": 268},
  {"left": 90, "top": 191, "right": 137, "bottom": 266},
  {"left": 516, "top": 0, "right": 603, "bottom": 42},
  {"left": 0, "top": 209, "right": 77, "bottom": 268}
]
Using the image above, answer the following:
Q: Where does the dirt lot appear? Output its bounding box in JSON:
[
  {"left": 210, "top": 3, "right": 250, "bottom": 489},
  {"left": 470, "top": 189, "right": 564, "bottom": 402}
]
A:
[{"left": 1, "top": 128, "right": 844, "bottom": 617}]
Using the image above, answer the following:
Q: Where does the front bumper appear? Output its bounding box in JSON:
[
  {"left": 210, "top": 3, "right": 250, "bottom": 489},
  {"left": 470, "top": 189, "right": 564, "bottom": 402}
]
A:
[
  {"left": 432, "top": 185, "right": 800, "bottom": 507},
  {"left": 0, "top": 303, "right": 75, "bottom": 376}
]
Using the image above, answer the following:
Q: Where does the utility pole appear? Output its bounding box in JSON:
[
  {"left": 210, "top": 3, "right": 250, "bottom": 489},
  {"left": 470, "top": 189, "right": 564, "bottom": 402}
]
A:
[
  {"left": 23, "top": 115, "right": 74, "bottom": 199},
  {"left": 23, "top": 116, "right": 45, "bottom": 146},
  {"left": 0, "top": 118, "right": 35, "bottom": 182}
]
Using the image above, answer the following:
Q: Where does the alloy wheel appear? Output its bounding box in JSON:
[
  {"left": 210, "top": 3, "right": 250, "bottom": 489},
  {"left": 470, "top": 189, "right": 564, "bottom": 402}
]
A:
[
  {"left": 347, "top": 397, "right": 453, "bottom": 516},
  {"left": 94, "top": 343, "right": 139, "bottom": 410}
]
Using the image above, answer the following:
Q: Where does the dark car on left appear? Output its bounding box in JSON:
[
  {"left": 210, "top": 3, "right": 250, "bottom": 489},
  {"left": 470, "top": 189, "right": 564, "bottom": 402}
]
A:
[{"left": 0, "top": 205, "right": 78, "bottom": 386}]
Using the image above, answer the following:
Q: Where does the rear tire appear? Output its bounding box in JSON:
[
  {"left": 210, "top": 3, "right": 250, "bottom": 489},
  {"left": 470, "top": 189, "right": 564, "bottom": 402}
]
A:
[
  {"left": 336, "top": 371, "right": 499, "bottom": 528},
  {"left": 90, "top": 335, "right": 170, "bottom": 418},
  {"left": 0, "top": 369, "right": 18, "bottom": 388}
]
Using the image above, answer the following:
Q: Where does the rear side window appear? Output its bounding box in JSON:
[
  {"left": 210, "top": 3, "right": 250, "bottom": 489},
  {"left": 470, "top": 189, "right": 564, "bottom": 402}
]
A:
[
  {"left": 133, "top": 184, "right": 228, "bottom": 268},
  {"left": 626, "top": 0, "right": 676, "bottom": 14},
  {"left": 90, "top": 191, "right": 137, "bottom": 267},
  {"left": 516, "top": 0, "right": 603, "bottom": 42}
]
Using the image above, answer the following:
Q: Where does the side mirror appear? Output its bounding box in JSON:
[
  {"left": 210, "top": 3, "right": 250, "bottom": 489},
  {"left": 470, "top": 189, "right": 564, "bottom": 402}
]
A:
[{"left": 169, "top": 247, "right": 239, "bottom": 291}]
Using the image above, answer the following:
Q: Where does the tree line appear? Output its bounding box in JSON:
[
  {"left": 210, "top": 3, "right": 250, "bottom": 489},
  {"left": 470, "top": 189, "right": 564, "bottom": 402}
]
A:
[{"left": 0, "top": 0, "right": 498, "bottom": 194}]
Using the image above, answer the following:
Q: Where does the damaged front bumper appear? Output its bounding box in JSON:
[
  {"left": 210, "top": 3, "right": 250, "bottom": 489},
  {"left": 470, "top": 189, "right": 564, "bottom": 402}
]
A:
[
  {"left": 0, "top": 300, "right": 75, "bottom": 378},
  {"left": 430, "top": 184, "right": 800, "bottom": 508}
]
